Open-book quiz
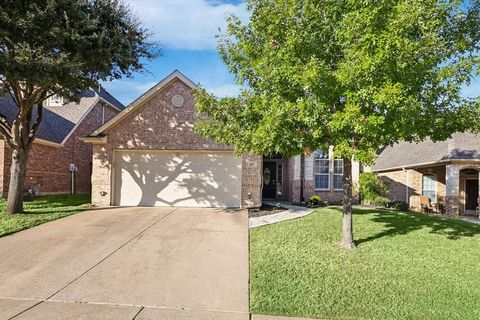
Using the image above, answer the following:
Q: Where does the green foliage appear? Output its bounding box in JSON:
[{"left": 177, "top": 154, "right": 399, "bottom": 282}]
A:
[
  {"left": 387, "top": 200, "right": 410, "bottom": 211},
  {"left": 371, "top": 195, "right": 390, "bottom": 207},
  {"left": 0, "top": 0, "right": 159, "bottom": 214},
  {"left": 195, "top": 0, "right": 480, "bottom": 162},
  {"left": 250, "top": 206, "right": 480, "bottom": 319},
  {"left": 309, "top": 195, "right": 323, "bottom": 205},
  {"left": 359, "top": 172, "right": 389, "bottom": 205},
  {"left": 0, "top": 0, "right": 159, "bottom": 100}
]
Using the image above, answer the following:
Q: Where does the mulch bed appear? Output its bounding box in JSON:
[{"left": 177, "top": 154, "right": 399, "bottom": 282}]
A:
[{"left": 249, "top": 203, "right": 288, "bottom": 218}]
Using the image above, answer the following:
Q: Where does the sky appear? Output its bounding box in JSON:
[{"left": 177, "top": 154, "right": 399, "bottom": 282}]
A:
[
  {"left": 101, "top": 0, "right": 249, "bottom": 106},
  {"left": 102, "top": 0, "right": 479, "bottom": 106}
]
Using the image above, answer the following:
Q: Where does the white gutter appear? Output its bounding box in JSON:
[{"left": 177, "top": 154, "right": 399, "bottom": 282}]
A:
[
  {"left": 403, "top": 166, "right": 409, "bottom": 204},
  {"left": 34, "top": 138, "right": 63, "bottom": 148},
  {"left": 79, "top": 136, "right": 107, "bottom": 144},
  {"left": 374, "top": 158, "right": 480, "bottom": 173}
]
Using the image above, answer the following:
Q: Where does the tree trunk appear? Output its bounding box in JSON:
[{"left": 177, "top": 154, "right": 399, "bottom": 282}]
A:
[
  {"left": 300, "top": 153, "right": 305, "bottom": 202},
  {"left": 6, "top": 149, "right": 28, "bottom": 214},
  {"left": 340, "top": 156, "right": 355, "bottom": 249}
]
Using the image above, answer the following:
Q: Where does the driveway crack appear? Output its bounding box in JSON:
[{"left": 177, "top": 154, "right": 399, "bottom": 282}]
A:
[
  {"left": 8, "top": 301, "right": 44, "bottom": 320},
  {"left": 132, "top": 306, "right": 145, "bottom": 319},
  {"left": 45, "top": 208, "right": 177, "bottom": 301}
]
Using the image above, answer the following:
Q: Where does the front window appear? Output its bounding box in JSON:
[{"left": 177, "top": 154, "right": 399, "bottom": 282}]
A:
[
  {"left": 422, "top": 174, "right": 437, "bottom": 202},
  {"left": 333, "top": 159, "right": 343, "bottom": 190},
  {"left": 314, "top": 151, "right": 329, "bottom": 190}
]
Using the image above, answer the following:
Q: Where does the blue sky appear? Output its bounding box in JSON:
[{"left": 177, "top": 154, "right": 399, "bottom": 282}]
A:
[
  {"left": 101, "top": 0, "right": 249, "bottom": 106},
  {"left": 103, "top": 0, "right": 478, "bottom": 106}
]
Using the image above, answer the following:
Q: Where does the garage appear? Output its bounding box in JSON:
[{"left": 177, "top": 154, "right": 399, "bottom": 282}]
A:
[
  {"left": 83, "top": 71, "right": 262, "bottom": 208},
  {"left": 113, "top": 150, "right": 242, "bottom": 207}
]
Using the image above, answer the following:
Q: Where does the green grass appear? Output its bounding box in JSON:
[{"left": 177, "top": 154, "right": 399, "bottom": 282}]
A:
[
  {"left": 0, "top": 194, "right": 90, "bottom": 237},
  {"left": 250, "top": 206, "right": 480, "bottom": 320}
]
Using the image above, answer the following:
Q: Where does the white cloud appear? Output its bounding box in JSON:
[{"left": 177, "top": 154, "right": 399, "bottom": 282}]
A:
[
  {"left": 102, "top": 78, "right": 243, "bottom": 106},
  {"left": 124, "top": 0, "right": 249, "bottom": 50},
  {"left": 206, "top": 84, "right": 243, "bottom": 97},
  {"left": 102, "top": 79, "right": 158, "bottom": 105}
]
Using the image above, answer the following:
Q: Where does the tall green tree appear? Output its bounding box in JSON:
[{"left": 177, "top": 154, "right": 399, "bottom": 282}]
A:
[
  {"left": 195, "top": 0, "right": 480, "bottom": 249},
  {"left": 0, "top": 0, "right": 158, "bottom": 214}
]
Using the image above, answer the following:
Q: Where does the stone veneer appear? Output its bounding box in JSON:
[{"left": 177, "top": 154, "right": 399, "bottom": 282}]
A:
[{"left": 90, "top": 78, "right": 262, "bottom": 208}]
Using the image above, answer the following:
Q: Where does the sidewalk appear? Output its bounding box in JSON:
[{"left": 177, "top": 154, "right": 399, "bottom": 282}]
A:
[{"left": 249, "top": 202, "right": 314, "bottom": 228}]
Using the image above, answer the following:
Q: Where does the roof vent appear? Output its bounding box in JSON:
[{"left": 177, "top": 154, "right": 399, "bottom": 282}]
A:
[{"left": 171, "top": 94, "right": 184, "bottom": 108}]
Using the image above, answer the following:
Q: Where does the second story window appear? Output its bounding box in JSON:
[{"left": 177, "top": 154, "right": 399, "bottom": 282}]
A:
[{"left": 314, "top": 151, "right": 329, "bottom": 190}]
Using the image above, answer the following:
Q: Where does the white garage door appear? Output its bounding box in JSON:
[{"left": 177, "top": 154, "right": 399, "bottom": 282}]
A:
[{"left": 114, "top": 151, "right": 242, "bottom": 207}]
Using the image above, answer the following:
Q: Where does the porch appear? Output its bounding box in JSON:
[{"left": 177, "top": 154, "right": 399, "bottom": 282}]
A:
[
  {"left": 445, "top": 165, "right": 480, "bottom": 216},
  {"left": 408, "top": 164, "right": 480, "bottom": 217}
]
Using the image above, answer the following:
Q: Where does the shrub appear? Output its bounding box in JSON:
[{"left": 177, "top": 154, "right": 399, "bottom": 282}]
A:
[
  {"left": 386, "top": 200, "right": 409, "bottom": 211},
  {"left": 371, "top": 196, "right": 390, "bottom": 207},
  {"left": 359, "top": 172, "right": 389, "bottom": 205},
  {"left": 309, "top": 195, "right": 323, "bottom": 205}
]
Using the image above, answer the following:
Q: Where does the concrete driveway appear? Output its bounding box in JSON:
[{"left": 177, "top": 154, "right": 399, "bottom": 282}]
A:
[{"left": 0, "top": 207, "right": 249, "bottom": 320}]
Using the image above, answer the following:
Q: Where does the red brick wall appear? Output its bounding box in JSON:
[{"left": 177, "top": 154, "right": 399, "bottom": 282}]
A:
[
  {"left": 288, "top": 155, "right": 359, "bottom": 205},
  {"left": 91, "top": 78, "right": 263, "bottom": 207},
  {"left": 107, "top": 79, "right": 232, "bottom": 151},
  {"left": 0, "top": 102, "right": 118, "bottom": 196}
]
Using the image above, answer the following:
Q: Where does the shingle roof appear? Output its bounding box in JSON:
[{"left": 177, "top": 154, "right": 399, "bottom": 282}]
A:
[
  {"left": 372, "top": 132, "right": 480, "bottom": 171},
  {"left": 0, "top": 88, "right": 124, "bottom": 145},
  {"left": 98, "top": 87, "right": 124, "bottom": 110}
]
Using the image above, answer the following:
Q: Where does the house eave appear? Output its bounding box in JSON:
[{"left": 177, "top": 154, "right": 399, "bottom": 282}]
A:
[
  {"left": 373, "top": 158, "right": 480, "bottom": 172},
  {"left": 33, "top": 138, "right": 63, "bottom": 148},
  {"left": 79, "top": 136, "right": 107, "bottom": 144}
]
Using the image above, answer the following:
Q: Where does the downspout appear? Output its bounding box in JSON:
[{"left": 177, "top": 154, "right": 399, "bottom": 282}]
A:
[
  {"left": 71, "top": 170, "right": 75, "bottom": 195},
  {"left": 300, "top": 153, "right": 305, "bottom": 202},
  {"left": 403, "top": 166, "right": 409, "bottom": 205},
  {"left": 102, "top": 104, "right": 105, "bottom": 124}
]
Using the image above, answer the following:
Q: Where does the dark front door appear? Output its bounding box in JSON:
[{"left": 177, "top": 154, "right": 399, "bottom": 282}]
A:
[
  {"left": 262, "top": 162, "right": 277, "bottom": 199},
  {"left": 465, "top": 179, "right": 479, "bottom": 211}
]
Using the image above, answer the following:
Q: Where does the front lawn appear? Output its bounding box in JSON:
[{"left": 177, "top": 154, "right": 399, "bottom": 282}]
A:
[
  {"left": 0, "top": 194, "right": 90, "bottom": 237},
  {"left": 250, "top": 206, "right": 480, "bottom": 320}
]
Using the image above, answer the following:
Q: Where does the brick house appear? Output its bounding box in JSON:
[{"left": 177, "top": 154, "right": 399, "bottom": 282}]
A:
[
  {"left": 84, "top": 70, "right": 360, "bottom": 208},
  {"left": 0, "top": 88, "right": 123, "bottom": 196},
  {"left": 373, "top": 133, "right": 480, "bottom": 216}
]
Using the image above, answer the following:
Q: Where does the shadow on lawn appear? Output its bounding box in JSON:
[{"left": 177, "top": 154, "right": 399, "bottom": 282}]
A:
[{"left": 332, "top": 207, "right": 480, "bottom": 245}]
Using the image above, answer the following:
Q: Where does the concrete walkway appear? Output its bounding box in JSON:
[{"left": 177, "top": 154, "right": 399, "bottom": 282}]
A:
[
  {"left": 249, "top": 202, "right": 314, "bottom": 228},
  {"left": 0, "top": 207, "right": 249, "bottom": 320}
]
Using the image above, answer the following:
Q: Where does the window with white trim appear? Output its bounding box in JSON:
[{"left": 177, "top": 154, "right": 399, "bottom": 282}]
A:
[
  {"left": 314, "top": 151, "right": 329, "bottom": 190},
  {"left": 422, "top": 174, "right": 437, "bottom": 202},
  {"left": 333, "top": 159, "right": 343, "bottom": 190}
]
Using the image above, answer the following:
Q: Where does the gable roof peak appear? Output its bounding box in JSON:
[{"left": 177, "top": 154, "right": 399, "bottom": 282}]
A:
[{"left": 88, "top": 70, "right": 197, "bottom": 137}]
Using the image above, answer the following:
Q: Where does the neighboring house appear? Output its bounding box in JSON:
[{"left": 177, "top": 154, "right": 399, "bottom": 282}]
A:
[
  {"left": 373, "top": 133, "right": 480, "bottom": 216},
  {"left": 83, "top": 70, "right": 360, "bottom": 208},
  {"left": 0, "top": 88, "right": 124, "bottom": 196}
]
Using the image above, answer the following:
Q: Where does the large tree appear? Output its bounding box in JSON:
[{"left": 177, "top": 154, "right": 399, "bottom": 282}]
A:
[
  {"left": 195, "top": 0, "right": 480, "bottom": 249},
  {"left": 0, "top": 0, "right": 158, "bottom": 214}
]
